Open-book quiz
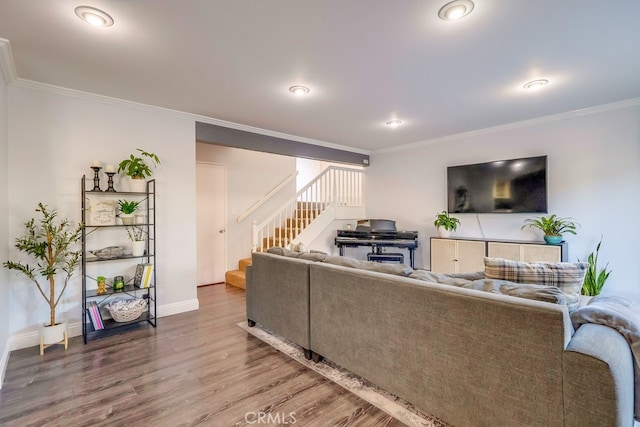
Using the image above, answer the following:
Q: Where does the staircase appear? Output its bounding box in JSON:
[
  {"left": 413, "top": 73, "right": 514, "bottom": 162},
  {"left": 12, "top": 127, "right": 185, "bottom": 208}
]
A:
[{"left": 225, "top": 166, "right": 365, "bottom": 290}]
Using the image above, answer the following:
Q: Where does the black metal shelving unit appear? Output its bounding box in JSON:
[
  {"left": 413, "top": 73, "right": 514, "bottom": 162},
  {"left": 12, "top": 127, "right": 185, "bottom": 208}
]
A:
[{"left": 81, "top": 175, "right": 157, "bottom": 343}]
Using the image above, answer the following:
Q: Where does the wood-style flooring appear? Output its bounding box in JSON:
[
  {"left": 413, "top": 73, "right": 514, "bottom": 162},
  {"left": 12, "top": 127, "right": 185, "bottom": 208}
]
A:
[{"left": 0, "top": 284, "right": 405, "bottom": 426}]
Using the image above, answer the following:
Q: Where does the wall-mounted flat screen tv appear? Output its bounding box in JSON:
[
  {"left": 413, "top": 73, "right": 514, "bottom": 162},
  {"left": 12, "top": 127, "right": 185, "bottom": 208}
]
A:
[{"left": 447, "top": 155, "right": 548, "bottom": 214}]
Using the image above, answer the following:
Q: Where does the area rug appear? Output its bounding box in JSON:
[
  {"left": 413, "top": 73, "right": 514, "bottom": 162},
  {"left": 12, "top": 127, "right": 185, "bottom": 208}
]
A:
[{"left": 237, "top": 322, "right": 449, "bottom": 427}]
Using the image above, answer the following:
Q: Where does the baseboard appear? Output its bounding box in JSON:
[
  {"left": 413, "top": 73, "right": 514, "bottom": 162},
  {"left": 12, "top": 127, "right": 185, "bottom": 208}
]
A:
[
  {"left": 8, "top": 298, "right": 200, "bottom": 352},
  {"left": 0, "top": 335, "right": 10, "bottom": 389}
]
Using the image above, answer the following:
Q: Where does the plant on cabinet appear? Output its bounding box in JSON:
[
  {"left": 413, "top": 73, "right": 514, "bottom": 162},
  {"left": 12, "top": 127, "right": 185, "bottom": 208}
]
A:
[
  {"left": 521, "top": 214, "right": 579, "bottom": 245},
  {"left": 3, "top": 203, "right": 83, "bottom": 354},
  {"left": 433, "top": 210, "right": 460, "bottom": 238},
  {"left": 117, "top": 148, "right": 160, "bottom": 192}
]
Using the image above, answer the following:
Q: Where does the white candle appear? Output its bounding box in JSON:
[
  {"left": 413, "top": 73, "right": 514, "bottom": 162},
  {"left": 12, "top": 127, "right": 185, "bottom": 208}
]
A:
[
  {"left": 91, "top": 160, "right": 101, "bottom": 167},
  {"left": 105, "top": 164, "right": 115, "bottom": 173}
]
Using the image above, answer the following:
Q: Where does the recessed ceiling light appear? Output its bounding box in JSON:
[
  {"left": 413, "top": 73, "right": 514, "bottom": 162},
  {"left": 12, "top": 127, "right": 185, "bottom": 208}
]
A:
[
  {"left": 438, "top": 0, "right": 475, "bottom": 21},
  {"left": 523, "top": 79, "right": 549, "bottom": 90},
  {"left": 385, "top": 119, "right": 403, "bottom": 128},
  {"left": 75, "top": 6, "right": 114, "bottom": 27},
  {"left": 289, "top": 85, "right": 310, "bottom": 96}
]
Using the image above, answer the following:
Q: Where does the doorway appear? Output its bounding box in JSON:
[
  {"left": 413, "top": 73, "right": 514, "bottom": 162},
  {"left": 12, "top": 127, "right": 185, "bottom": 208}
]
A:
[{"left": 196, "top": 162, "right": 227, "bottom": 285}]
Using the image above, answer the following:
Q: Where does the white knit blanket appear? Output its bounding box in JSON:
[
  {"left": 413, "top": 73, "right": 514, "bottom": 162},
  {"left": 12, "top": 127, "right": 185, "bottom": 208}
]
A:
[{"left": 571, "top": 295, "right": 640, "bottom": 421}]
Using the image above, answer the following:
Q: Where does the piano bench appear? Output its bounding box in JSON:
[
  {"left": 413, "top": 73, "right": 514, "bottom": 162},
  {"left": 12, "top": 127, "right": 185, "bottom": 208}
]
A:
[{"left": 367, "top": 252, "right": 405, "bottom": 264}]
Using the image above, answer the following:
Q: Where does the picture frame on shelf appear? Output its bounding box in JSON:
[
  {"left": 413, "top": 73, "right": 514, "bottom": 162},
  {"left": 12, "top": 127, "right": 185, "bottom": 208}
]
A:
[{"left": 88, "top": 200, "right": 116, "bottom": 226}]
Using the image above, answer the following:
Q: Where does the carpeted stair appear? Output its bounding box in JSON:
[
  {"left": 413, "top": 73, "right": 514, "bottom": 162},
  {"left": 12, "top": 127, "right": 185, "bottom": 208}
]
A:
[{"left": 225, "top": 258, "right": 252, "bottom": 290}]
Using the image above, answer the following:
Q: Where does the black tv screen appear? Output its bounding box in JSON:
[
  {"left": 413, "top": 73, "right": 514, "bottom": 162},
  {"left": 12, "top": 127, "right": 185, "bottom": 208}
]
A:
[{"left": 447, "top": 155, "right": 547, "bottom": 214}]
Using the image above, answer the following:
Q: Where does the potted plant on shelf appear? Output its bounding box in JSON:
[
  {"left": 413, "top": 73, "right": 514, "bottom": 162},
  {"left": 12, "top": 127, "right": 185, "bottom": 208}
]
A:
[
  {"left": 117, "top": 199, "right": 141, "bottom": 225},
  {"left": 434, "top": 210, "right": 460, "bottom": 238},
  {"left": 3, "top": 203, "right": 83, "bottom": 354},
  {"left": 126, "top": 225, "right": 147, "bottom": 257},
  {"left": 579, "top": 236, "right": 612, "bottom": 305},
  {"left": 521, "top": 214, "right": 579, "bottom": 245},
  {"left": 117, "top": 148, "right": 160, "bottom": 192}
]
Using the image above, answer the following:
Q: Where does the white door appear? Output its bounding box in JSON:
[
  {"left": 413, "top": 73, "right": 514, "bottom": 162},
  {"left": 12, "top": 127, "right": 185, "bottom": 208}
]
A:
[{"left": 196, "top": 162, "right": 226, "bottom": 285}]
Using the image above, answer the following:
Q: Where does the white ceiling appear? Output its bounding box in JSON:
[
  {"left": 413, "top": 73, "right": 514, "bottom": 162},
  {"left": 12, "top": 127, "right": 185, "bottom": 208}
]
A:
[{"left": 1, "top": 0, "right": 639, "bottom": 153}]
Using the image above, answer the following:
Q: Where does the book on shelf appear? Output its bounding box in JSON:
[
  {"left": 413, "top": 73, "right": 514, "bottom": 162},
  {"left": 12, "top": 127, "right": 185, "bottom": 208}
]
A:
[
  {"left": 134, "top": 263, "right": 154, "bottom": 288},
  {"left": 87, "top": 301, "right": 104, "bottom": 330}
]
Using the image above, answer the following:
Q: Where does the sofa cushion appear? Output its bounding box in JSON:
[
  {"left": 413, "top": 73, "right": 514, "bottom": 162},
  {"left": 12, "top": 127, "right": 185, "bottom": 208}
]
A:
[
  {"left": 322, "top": 255, "right": 413, "bottom": 276},
  {"left": 298, "top": 252, "right": 328, "bottom": 262},
  {"left": 484, "top": 257, "right": 588, "bottom": 311},
  {"left": 267, "top": 246, "right": 302, "bottom": 257}
]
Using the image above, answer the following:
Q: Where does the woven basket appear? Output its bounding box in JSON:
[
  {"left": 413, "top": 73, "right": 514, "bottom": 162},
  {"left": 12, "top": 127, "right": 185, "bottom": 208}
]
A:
[{"left": 107, "top": 298, "right": 147, "bottom": 322}]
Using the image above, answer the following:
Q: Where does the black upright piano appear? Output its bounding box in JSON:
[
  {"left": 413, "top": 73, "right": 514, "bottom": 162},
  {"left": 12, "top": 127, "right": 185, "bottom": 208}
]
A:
[{"left": 334, "top": 219, "right": 419, "bottom": 268}]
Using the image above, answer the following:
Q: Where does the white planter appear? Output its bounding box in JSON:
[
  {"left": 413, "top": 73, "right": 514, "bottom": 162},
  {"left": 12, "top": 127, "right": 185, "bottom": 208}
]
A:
[
  {"left": 437, "top": 228, "right": 451, "bottom": 238},
  {"left": 129, "top": 177, "right": 147, "bottom": 193},
  {"left": 40, "top": 321, "right": 68, "bottom": 355},
  {"left": 131, "top": 240, "right": 146, "bottom": 257},
  {"left": 120, "top": 214, "right": 134, "bottom": 225},
  {"left": 578, "top": 295, "right": 593, "bottom": 308},
  {"left": 135, "top": 213, "right": 146, "bottom": 224}
]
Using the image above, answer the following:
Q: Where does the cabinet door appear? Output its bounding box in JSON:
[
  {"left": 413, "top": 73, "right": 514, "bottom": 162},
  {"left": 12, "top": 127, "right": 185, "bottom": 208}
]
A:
[
  {"left": 457, "top": 240, "right": 486, "bottom": 273},
  {"left": 522, "top": 244, "right": 561, "bottom": 262},
  {"left": 487, "top": 242, "right": 520, "bottom": 261},
  {"left": 431, "top": 238, "right": 457, "bottom": 273}
]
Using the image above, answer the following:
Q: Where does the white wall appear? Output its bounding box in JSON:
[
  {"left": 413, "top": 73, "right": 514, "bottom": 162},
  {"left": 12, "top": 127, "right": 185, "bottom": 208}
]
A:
[
  {"left": 195, "top": 142, "right": 296, "bottom": 269},
  {"left": 7, "top": 85, "right": 198, "bottom": 338},
  {"left": 366, "top": 103, "right": 640, "bottom": 297},
  {"left": 0, "top": 59, "right": 10, "bottom": 386}
]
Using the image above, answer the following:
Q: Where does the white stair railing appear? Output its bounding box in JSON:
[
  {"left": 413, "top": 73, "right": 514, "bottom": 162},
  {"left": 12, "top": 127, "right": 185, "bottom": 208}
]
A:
[{"left": 252, "top": 166, "right": 364, "bottom": 252}]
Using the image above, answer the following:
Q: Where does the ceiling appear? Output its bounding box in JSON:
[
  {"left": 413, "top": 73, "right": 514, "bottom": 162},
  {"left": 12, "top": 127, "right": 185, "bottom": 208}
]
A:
[{"left": 1, "top": 1, "right": 639, "bottom": 153}]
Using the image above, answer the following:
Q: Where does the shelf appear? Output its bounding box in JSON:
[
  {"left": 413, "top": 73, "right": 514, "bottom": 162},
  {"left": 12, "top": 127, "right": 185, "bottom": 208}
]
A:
[
  {"left": 82, "top": 175, "right": 157, "bottom": 344},
  {"left": 85, "top": 254, "right": 154, "bottom": 263},
  {"left": 86, "top": 284, "right": 153, "bottom": 298}
]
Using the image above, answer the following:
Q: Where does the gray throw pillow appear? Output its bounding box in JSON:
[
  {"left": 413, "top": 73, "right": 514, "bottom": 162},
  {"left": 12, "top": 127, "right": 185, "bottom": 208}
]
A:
[{"left": 484, "top": 257, "right": 587, "bottom": 311}]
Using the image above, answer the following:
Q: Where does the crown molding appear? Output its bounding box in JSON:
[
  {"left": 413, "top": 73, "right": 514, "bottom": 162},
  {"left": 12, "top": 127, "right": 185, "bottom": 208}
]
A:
[
  {"left": 11, "top": 78, "right": 370, "bottom": 156},
  {"left": 375, "top": 97, "right": 640, "bottom": 154},
  {"left": 0, "top": 38, "right": 17, "bottom": 84}
]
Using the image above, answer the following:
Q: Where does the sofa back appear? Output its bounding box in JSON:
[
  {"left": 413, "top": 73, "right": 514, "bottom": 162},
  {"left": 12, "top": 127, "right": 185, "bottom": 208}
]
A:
[
  {"left": 246, "top": 252, "right": 314, "bottom": 348},
  {"left": 309, "top": 261, "right": 574, "bottom": 427}
]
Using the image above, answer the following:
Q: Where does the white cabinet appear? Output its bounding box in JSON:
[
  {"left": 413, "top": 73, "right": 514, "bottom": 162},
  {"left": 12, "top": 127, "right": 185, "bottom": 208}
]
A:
[
  {"left": 431, "top": 238, "right": 567, "bottom": 273},
  {"left": 430, "top": 238, "right": 486, "bottom": 273}
]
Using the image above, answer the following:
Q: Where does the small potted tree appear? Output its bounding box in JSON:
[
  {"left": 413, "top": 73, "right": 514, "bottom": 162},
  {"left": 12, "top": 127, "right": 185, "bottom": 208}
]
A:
[
  {"left": 521, "top": 214, "right": 579, "bottom": 245},
  {"left": 126, "top": 225, "right": 147, "bottom": 257},
  {"left": 117, "top": 148, "right": 160, "bottom": 192},
  {"left": 434, "top": 210, "right": 460, "bottom": 238},
  {"left": 3, "top": 203, "right": 83, "bottom": 354}
]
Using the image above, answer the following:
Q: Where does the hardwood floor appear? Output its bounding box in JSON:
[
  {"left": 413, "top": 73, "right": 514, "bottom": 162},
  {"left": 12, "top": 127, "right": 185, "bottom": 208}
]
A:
[{"left": 0, "top": 285, "right": 405, "bottom": 426}]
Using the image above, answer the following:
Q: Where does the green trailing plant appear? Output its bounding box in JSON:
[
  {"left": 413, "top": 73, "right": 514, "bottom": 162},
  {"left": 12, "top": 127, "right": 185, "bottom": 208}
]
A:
[
  {"left": 117, "top": 199, "right": 141, "bottom": 215},
  {"left": 521, "top": 214, "right": 579, "bottom": 236},
  {"left": 580, "top": 237, "right": 612, "bottom": 296},
  {"left": 117, "top": 149, "right": 161, "bottom": 179},
  {"left": 434, "top": 210, "right": 460, "bottom": 232},
  {"left": 126, "top": 225, "right": 146, "bottom": 242},
  {"left": 3, "top": 203, "right": 83, "bottom": 326}
]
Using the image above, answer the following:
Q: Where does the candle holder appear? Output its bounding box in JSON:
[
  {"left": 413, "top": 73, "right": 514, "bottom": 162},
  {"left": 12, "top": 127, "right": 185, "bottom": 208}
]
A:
[
  {"left": 90, "top": 166, "right": 102, "bottom": 192},
  {"left": 105, "top": 172, "right": 117, "bottom": 192}
]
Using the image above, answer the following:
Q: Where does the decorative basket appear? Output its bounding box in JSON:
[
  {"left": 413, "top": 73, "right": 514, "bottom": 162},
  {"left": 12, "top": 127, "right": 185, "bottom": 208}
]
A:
[{"left": 107, "top": 298, "right": 147, "bottom": 322}]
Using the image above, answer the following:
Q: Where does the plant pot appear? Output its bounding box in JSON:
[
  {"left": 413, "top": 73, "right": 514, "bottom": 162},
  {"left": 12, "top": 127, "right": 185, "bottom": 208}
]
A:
[
  {"left": 544, "top": 235, "right": 563, "bottom": 245},
  {"left": 134, "top": 213, "right": 146, "bottom": 224},
  {"left": 578, "top": 295, "right": 593, "bottom": 308},
  {"left": 437, "top": 228, "right": 451, "bottom": 238},
  {"left": 120, "top": 214, "right": 134, "bottom": 225},
  {"left": 131, "top": 240, "right": 146, "bottom": 257},
  {"left": 129, "top": 177, "right": 147, "bottom": 193},
  {"left": 40, "top": 321, "right": 68, "bottom": 354}
]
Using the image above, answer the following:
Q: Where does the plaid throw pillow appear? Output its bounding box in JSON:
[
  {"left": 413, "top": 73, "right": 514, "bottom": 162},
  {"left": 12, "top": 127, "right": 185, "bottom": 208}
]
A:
[{"left": 484, "top": 257, "right": 588, "bottom": 311}]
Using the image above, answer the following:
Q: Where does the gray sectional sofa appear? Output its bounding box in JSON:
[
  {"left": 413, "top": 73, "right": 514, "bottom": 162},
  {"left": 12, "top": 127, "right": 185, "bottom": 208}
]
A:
[{"left": 245, "top": 251, "right": 635, "bottom": 426}]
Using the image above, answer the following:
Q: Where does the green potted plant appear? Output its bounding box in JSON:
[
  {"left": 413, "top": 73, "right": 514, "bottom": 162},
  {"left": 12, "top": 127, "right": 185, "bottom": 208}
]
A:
[
  {"left": 3, "top": 203, "right": 83, "bottom": 354},
  {"left": 580, "top": 236, "right": 612, "bottom": 298},
  {"left": 521, "top": 214, "right": 579, "bottom": 245},
  {"left": 117, "top": 199, "right": 141, "bottom": 225},
  {"left": 117, "top": 148, "right": 160, "bottom": 192},
  {"left": 434, "top": 210, "right": 460, "bottom": 238}
]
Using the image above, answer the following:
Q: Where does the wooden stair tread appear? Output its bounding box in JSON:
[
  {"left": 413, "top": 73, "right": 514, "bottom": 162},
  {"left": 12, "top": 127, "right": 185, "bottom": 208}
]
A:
[{"left": 225, "top": 270, "right": 246, "bottom": 290}]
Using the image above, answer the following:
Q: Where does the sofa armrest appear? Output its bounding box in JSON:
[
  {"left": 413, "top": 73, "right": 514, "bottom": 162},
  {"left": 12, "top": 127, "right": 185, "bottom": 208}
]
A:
[{"left": 563, "top": 323, "right": 635, "bottom": 427}]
